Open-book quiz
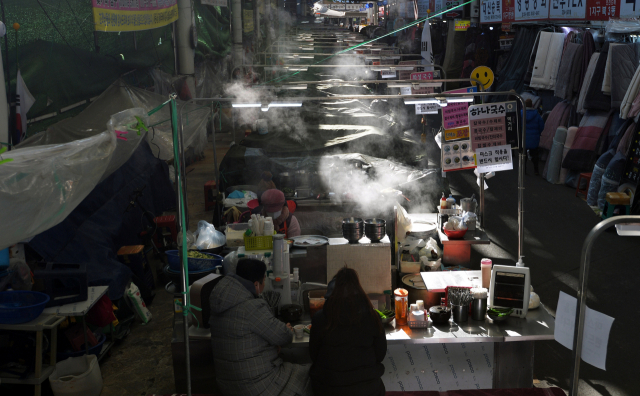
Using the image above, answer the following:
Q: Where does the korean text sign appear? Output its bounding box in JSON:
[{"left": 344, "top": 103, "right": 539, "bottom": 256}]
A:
[
  {"left": 468, "top": 101, "right": 518, "bottom": 150},
  {"left": 442, "top": 87, "right": 477, "bottom": 130},
  {"left": 475, "top": 145, "right": 513, "bottom": 173},
  {"left": 93, "top": 0, "right": 179, "bottom": 32}
]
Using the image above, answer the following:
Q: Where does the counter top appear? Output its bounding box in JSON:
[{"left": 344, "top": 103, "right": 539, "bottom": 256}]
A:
[
  {"left": 328, "top": 235, "right": 391, "bottom": 246},
  {"left": 288, "top": 305, "right": 555, "bottom": 348}
]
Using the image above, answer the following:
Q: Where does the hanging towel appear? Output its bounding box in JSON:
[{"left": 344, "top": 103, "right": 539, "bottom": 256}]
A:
[
  {"left": 562, "top": 111, "right": 612, "bottom": 172},
  {"left": 558, "top": 126, "right": 579, "bottom": 184},
  {"left": 621, "top": 64, "right": 640, "bottom": 119},
  {"left": 577, "top": 53, "right": 600, "bottom": 114},
  {"left": 555, "top": 43, "right": 582, "bottom": 100},
  {"left": 540, "top": 102, "right": 572, "bottom": 150},
  {"left": 547, "top": 127, "right": 568, "bottom": 184},
  {"left": 584, "top": 42, "right": 612, "bottom": 111},
  {"left": 601, "top": 43, "right": 623, "bottom": 96},
  {"left": 530, "top": 32, "right": 566, "bottom": 90},
  {"left": 580, "top": 31, "right": 596, "bottom": 90},
  {"left": 610, "top": 43, "right": 640, "bottom": 108}
]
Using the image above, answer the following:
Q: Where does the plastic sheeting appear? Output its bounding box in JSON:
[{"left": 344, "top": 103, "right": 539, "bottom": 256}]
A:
[
  {"left": 19, "top": 81, "right": 210, "bottom": 162},
  {"left": 0, "top": 131, "right": 116, "bottom": 250}
]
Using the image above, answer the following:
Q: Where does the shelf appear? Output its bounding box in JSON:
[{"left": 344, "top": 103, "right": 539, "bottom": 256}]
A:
[
  {"left": 43, "top": 286, "right": 109, "bottom": 317},
  {"left": 0, "top": 365, "right": 54, "bottom": 385},
  {"left": 0, "top": 314, "right": 65, "bottom": 331}
]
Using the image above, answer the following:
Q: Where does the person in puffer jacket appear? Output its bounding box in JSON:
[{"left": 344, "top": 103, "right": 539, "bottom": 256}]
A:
[
  {"left": 209, "top": 259, "right": 312, "bottom": 396},
  {"left": 522, "top": 98, "right": 545, "bottom": 175}
]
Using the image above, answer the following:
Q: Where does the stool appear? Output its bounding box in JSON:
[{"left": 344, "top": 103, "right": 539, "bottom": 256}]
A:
[
  {"left": 204, "top": 180, "right": 217, "bottom": 211},
  {"left": 575, "top": 172, "right": 592, "bottom": 199},
  {"left": 602, "top": 192, "right": 631, "bottom": 219},
  {"left": 153, "top": 215, "right": 178, "bottom": 250}
]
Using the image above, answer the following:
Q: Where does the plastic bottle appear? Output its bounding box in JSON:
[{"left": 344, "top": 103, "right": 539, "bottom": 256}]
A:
[
  {"left": 446, "top": 194, "right": 456, "bottom": 209},
  {"left": 440, "top": 192, "right": 447, "bottom": 209}
]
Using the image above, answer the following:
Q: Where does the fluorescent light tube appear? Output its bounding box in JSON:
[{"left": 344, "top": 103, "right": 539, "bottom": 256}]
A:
[
  {"left": 447, "top": 97, "right": 474, "bottom": 103},
  {"left": 268, "top": 102, "right": 303, "bottom": 107},
  {"left": 403, "top": 99, "right": 439, "bottom": 105},
  {"left": 232, "top": 103, "right": 261, "bottom": 108}
]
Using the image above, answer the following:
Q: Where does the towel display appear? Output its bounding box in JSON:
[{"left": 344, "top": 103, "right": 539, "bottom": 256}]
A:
[
  {"left": 546, "top": 127, "right": 568, "bottom": 184},
  {"left": 530, "top": 32, "right": 566, "bottom": 90},
  {"left": 558, "top": 126, "right": 579, "bottom": 184},
  {"left": 562, "top": 111, "right": 613, "bottom": 172},
  {"left": 584, "top": 43, "right": 612, "bottom": 111},
  {"left": 577, "top": 54, "right": 600, "bottom": 114},
  {"left": 554, "top": 43, "right": 584, "bottom": 100}
]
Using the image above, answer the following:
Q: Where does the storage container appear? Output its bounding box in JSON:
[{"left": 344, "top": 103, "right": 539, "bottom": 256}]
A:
[{"left": 49, "top": 355, "right": 103, "bottom": 396}]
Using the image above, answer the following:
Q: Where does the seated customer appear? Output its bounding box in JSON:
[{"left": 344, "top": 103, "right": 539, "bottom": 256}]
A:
[
  {"left": 309, "top": 267, "right": 387, "bottom": 396},
  {"left": 209, "top": 259, "right": 312, "bottom": 396}
]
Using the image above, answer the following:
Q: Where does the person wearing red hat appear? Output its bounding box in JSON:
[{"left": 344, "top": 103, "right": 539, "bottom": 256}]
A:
[{"left": 253, "top": 189, "right": 301, "bottom": 238}]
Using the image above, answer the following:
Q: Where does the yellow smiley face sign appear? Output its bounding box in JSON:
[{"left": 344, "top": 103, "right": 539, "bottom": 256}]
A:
[{"left": 471, "top": 66, "right": 494, "bottom": 90}]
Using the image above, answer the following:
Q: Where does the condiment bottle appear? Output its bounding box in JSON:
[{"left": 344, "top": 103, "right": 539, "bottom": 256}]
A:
[
  {"left": 481, "top": 258, "right": 492, "bottom": 289},
  {"left": 440, "top": 192, "right": 447, "bottom": 209},
  {"left": 446, "top": 194, "right": 456, "bottom": 209},
  {"left": 394, "top": 288, "right": 409, "bottom": 325}
]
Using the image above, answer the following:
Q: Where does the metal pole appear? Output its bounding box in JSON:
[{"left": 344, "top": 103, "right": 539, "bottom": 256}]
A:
[
  {"left": 570, "top": 215, "right": 640, "bottom": 396},
  {"left": 1, "top": 0, "right": 9, "bottom": 107}
]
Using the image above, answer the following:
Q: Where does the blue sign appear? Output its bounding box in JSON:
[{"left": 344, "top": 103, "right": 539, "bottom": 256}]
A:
[
  {"left": 360, "top": 7, "right": 365, "bottom": 11},
  {"left": 377, "top": 1, "right": 383, "bottom": 5},
  {"left": 383, "top": 0, "right": 387, "bottom": 4},
  {"left": 365, "top": 3, "right": 369, "bottom": 8}
]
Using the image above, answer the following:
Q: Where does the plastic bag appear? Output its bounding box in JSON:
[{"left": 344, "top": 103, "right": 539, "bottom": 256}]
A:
[
  {"left": 0, "top": 261, "right": 33, "bottom": 292},
  {"left": 125, "top": 282, "right": 152, "bottom": 324},
  {"left": 194, "top": 220, "right": 226, "bottom": 250},
  {"left": 177, "top": 230, "right": 196, "bottom": 249},
  {"left": 223, "top": 251, "right": 239, "bottom": 275}
]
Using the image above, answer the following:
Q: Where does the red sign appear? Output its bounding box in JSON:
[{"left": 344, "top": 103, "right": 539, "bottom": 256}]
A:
[
  {"left": 446, "top": 11, "right": 461, "bottom": 17},
  {"left": 410, "top": 71, "right": 435, "bottom": 95},
  {"left": 502, "top": 22, "right": 512, "bottom": 31}
]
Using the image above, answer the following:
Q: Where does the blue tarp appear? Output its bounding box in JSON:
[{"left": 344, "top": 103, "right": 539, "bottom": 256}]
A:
[{"left": 29, "top": 141, "right": 175, "bottom": 300}]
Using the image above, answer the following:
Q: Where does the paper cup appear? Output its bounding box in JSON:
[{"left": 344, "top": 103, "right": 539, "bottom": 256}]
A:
[{"left": 294, "top": 324, "right": 304, "bottom": 339}]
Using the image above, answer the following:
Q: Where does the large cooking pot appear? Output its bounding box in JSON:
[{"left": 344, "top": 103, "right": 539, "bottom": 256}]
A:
[
  {"left": 408, "top": 221, "right": 438, "bottom": 241},
  {"left": 401, "top": 273, "right": 442, "bottom": 310}
]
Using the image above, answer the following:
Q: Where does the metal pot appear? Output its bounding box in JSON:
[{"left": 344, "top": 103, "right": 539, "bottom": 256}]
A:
[
  {"left": 460, "top": 197, "right": 477, "bottom": 213},
  {"left": 401, "top": 273, "right": 443, "bottom": 310}
]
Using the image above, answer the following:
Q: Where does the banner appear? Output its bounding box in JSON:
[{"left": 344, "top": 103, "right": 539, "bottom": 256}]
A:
[
  {"left": 93, "top": 0, "right": 178, "bottom": 32},
  {"left": 514, "top": 0, "right": 549, "bottom": 20}
]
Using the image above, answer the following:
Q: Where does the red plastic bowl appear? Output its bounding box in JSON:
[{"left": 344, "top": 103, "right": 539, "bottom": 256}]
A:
[{"left": 443, "top": 228, "right": 467, "bottom": 240}]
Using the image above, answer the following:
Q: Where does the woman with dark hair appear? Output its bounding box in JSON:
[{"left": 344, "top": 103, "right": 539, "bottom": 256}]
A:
[{"left": 308, "top": 267, "right": 387, "bottom": 396}]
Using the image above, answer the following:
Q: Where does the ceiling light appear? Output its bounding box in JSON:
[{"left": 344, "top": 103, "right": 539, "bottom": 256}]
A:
[
  {"left": 268, "top": 102, "right": 303, "bottom": 107},
  {"left": 403, "top": 99, "right": 439, "bottom": 105},
  {"left": 232, "top": 103, "right": 261, "bottom": 108},
  {"left": 447, "top": 97, "right": 474, "bottom": 103}
]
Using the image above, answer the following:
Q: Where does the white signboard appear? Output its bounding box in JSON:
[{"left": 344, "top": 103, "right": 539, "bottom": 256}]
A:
[
  {"left": 619, "top": 0, "right": 636, "bottom": 17},
  {"left": 401, "top": 87, "right": 412, "bottom": 95},
  {"left": 475, "top": 145, "right": 513, "bottom": 173},
  {"left": 381, "top": 70, "right": 397, "bottom": 78},
  {"left": 416, "top": 103, "right": 440, "bottom": 114},
  {"left": 549, "top": 0, "right": 586, "bottom": 18},
  {"left": 515, "top": 0, "right": 549, "bottom": 20},
  {"left": 481, "top": 0, "right": 503, "bottom": 22},
  {"left": 417, "top": 0, "right": 430, "bottom": 17}
]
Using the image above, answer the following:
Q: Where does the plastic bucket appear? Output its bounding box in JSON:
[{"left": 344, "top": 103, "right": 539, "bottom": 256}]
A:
[{"left": 49, "top": 355, "right": 103, "bottom": 396}]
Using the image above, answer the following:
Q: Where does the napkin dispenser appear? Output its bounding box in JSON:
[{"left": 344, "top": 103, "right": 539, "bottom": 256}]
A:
[{"left": 489, "top": 265, "right": 530, "bottom": 318}]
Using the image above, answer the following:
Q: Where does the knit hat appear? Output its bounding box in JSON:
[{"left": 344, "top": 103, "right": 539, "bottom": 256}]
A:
[{"left": 261, "top": 189, "right": 285, "bottom": 213}]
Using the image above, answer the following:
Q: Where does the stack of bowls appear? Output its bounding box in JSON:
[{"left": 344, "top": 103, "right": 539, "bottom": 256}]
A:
[
  {"left": 364, "top": 219, "right": 386, "bottom": 242},
  {"left": 342, "top": 218, "right": 364, "bottom": 243}
]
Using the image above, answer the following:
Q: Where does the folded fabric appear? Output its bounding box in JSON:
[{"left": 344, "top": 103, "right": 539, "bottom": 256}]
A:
[
  {"left": 530, "top": 32, "right": 565, "bottom": 90},
  {"left": 547, "top": 127, "right": 568, "bottom": 184},
  {"left": 540, "top": 102, "right": 573, "bottom": 150},
  {"left": 555, "top": 43, "right": 583, "bottom": 100},
  {"left": 601, "top": 43, "right": 623, "bottom": 96},
  {"left": 559, "top": 126, "right": 579, "bottom": 184},
  {"left": 584, "top": 42, "right": 612, "bottom": 111},
  {"left": 610, "top": 43, "right": 640, "bottom": 108},
  {"left": 562, "top": 111, "right": 613, "bottom": 171},
  {"left": 577, "top": 53, "right": 600, "bottom": 114}
]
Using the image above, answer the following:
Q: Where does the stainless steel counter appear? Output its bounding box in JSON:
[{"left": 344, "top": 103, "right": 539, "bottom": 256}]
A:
[{"left": 288, "top": 305, "right": 554, "bottom": 348}]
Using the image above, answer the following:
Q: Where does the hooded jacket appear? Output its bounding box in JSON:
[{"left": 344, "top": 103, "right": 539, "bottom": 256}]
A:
[
  {"left": 209, "top": 275, "right": 311, "bottom": 396},
  {"left": 522, "top": 109, "right": 545, "bottom": 150}
]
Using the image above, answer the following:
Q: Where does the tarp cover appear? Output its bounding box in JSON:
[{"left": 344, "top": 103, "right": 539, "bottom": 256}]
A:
[{"left": 29, "top": 141, "right": 175, "bottom": 300}]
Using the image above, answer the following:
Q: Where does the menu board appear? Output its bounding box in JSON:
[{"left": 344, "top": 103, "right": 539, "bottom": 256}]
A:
[
  {"left": 481, "top": 0, "right": 503, "bottom": 22},
  {"left": 468, "top": 101, "right": 518, "bottom": 150},
  {"left": 514, "top": 0, "right": 549, "bottom": 20},
  {"left": 442, "top": 139, "right": 476, "bottom": 172},
  {"left": 442, "top": 87, "right": 477, "bottom": 130}
]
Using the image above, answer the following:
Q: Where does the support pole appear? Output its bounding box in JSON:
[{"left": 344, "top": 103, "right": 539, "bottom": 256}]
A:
[
  {"left": 176, "top": 0, "right": 196, "bottom": 96},
  {"left": 231, "top": 0, "right": 243, "bottom": 67}
]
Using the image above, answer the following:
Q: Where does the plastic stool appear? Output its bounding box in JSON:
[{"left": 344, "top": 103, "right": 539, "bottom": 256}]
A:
[
  {"left": 153, "top": 215, "right": 177, "bottom": 250},
  {"left": 602, "top": 192, "right": 631, "bottom": 219},
  {"left": 204, "top": 180, "right": 217, "bottom": 211},
  {"left": 575, "top": 172, "right": 592, "bottom": 199}
]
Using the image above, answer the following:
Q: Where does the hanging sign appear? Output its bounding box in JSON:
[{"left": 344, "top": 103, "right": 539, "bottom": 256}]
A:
[
  {"left": 468, "top": 101, "right": 518, "bottom": 150},
  {"left": 398, "top": 60, "right": 421, "bottom": 80},
  {"left": 514, "top": 0, "right": 549, "bottom": 20},
  {"left": 470, "top": 66, "right": 495, "bottom": 90},
  {"left": 502, "top": 22, "right": 512, "bottom": 30},
  {"left": 243, "top": 9, "right": 254, "bottom": 33},
  {"left": 455, "top": 19, "right": 472, "bottom": 30},
  {"left": 202, "top": 0, "right": 228, "bottom": 7},
  {"left": 416, "top": 103, "right": 440, "bottom": 114},
  {"left": 481, "top": 0, "right": 503, "bottom": 22},
  {"left": 503, "top": 0, "right": 516, "bottom": 22},
  {"left": 381, "top": 70, "right": 397, "bottom": 78},
  {"left": 442, "top": 87, "right": 477, "bottom": 130},
  {"left": 92, "top": 0, "right": 178, "bottom": 32},
  {"left": 443, "top": 139, "right": 476, "bottom": 172},
  {"left": 444, "top": 126, "right": 470, "bottom": 141},
  {"left": 475, "top": 145, "right": 513, "bottom": 173},
  {"left": 418, "top": 0, "right": 431, "bottom": 16},
  {"left": 411, "top": 71, "right": 435, "bottom": 95},
  {"left": 549, "top": 0, "right": 586, "bottom": 18}
]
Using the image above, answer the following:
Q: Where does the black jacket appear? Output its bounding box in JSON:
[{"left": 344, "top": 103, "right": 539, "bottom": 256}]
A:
[{"left": 309, "top": 307, "right": 387, "bottom": 396}]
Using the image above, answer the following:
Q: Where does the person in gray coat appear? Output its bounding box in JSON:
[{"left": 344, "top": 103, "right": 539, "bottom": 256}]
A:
[{"left": 209, "top": 258, "right": 312, "bottom": 396}]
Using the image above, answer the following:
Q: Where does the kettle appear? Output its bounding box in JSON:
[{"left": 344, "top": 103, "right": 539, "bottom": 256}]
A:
[{"left": 460, "top": 195, "right": 477, "bottom": 213}]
